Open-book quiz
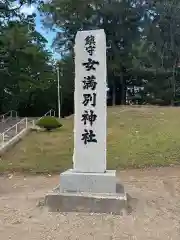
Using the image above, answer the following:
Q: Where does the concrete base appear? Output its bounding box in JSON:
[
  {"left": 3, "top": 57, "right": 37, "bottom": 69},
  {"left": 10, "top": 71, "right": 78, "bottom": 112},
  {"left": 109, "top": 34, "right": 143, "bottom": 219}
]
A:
[
  {"left": 45, "top": 190, "right": 127, "bottom": 214},
  {"left": 45, "top": 169, "right": 127, "bottom": 214},
  {"left": 60, "top": 169, "right": 117, "bottom": 194}
]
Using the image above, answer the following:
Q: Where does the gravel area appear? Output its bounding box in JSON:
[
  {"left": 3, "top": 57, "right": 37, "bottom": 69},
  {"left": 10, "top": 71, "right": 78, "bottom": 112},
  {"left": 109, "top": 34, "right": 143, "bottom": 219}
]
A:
[{"left": 0, "top": 167, "right": 180, "bottom": 239}]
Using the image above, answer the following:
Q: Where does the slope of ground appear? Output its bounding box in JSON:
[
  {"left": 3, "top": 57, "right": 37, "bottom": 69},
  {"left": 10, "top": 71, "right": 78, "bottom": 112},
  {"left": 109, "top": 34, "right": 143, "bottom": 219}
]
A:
[{"left": 1, "top": 106, "right": 180, "bottom": 173}]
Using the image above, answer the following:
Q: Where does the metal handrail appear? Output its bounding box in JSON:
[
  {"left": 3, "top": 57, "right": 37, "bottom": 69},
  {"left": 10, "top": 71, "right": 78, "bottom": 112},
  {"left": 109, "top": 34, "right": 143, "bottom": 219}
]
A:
[
  {"left": 0, "top": 118, "right": 28, "bottom": 145},
  {"left": 2, "top": 118, "right": 27, "bottom": 135},
  {"left": 32, "top": 109, "right": 56, "bottom": 127},
  {"left": 0, "top": 110, "right": 18, "bottom": 133},
  {"left": 0, "top": 110, "right": 18, "bottom": 122},
  {"left": 44, "top": 109, "right": 56, "bottom": 117},
  {"left": 0, "top": 110, "right": 17, "bottom": 119},
  {"left": 0, "top": 109, "right": 56, "bottom": 145}
]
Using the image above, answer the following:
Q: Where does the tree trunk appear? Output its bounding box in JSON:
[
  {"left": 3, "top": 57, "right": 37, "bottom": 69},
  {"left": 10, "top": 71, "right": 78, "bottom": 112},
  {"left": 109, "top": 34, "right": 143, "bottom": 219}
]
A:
[
  {"left": 112, "top": 80, "right": 116, "bottom": 106},
  {"left": 0, "top": 88, "right": 5, "bottom": 114},
  {"left": 120, "top": 72, "right": 125, "bottom": 105},
  {"left": 171, "top": 59, "right": 177, "bottom": 106}
]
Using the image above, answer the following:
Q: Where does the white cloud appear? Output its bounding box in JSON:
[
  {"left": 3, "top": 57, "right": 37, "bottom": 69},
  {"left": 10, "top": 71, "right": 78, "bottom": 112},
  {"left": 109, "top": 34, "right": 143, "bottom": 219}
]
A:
[{"left": 20, "top": 4, "right": 36, "bottom": 15}]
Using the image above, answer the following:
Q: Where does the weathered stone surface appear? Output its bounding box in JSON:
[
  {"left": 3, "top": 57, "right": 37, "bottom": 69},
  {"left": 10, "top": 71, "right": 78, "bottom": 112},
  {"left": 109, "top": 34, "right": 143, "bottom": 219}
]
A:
[
  {"left": 45, "top": 191, "right": 127, "bottom": 214},
  {"left": 60, "top": 169, "right": 117, "bottom": 194},
  {"left": 73, "top": 29, "right": 107, "bottom": 173},
  {"left": 45, "top": 29, "right": 127, "bottom": 215}
]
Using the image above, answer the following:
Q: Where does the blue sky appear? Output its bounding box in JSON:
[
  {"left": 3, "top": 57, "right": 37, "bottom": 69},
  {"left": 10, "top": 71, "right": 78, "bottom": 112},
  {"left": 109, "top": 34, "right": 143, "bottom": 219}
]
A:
[
  {"left": 35, "top": 13, "right": 56, "bottom": 50},
  {"left": 20, "top": 4, "right": 59, "bottom": 59}
]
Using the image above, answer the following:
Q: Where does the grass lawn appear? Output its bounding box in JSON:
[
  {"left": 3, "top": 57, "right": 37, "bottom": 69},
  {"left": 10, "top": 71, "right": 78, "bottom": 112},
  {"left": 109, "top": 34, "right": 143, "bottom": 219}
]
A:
[{"left": 1, "top": 106, "right": 180, "bottom": 174}]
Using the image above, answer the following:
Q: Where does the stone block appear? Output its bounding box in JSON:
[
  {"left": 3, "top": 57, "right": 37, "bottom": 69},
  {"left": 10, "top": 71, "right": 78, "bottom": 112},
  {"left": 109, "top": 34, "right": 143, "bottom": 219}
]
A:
[
  {"left": 60, "top": 169, "right": 117, "bottom": 194},
  {"left": 74, "top": 29, "right": 107, "bottom": 173},
  {"left": 45, "top": 191, "right": 127, "bottom": 214}
]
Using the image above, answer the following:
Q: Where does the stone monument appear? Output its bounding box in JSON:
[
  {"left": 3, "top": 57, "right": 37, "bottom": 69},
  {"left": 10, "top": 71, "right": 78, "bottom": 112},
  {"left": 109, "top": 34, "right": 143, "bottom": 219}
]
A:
[{"left": 45, "top": 29, "right": 127, "bottom": 214}]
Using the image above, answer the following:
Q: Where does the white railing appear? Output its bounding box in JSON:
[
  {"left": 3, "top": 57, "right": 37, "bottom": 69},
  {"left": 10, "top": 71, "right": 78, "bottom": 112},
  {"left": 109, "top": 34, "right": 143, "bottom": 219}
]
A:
[
  {"left": 0, "top": 109, "right": 56, "bottom": 145},
  {"left": 0, "top": 118, "right": 28, "bottom": 146},
  {"left": 0, "top": 110, "right": 18, "bottom": 132},
  {"left": 44, "top": 109, "right": 56, "bottom": 117},
  {"left": 32, "top": 109, "right": 56, "bottom": 127},
  {"left": 0, "top": 110, "right": 17, "bottom": 122}
]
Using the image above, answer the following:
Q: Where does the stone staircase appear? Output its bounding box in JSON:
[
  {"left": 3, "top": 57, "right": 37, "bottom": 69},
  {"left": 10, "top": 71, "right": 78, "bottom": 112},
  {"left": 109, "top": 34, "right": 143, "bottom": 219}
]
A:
[
  {"left": 0, "top": 117, "right": 20, "bottom": 133},
  {"left": 0, "top": 109, "right": 55, "bottom": 148},
  {"left": 0, "top": 117, "right": 28, "bottom": 146}
]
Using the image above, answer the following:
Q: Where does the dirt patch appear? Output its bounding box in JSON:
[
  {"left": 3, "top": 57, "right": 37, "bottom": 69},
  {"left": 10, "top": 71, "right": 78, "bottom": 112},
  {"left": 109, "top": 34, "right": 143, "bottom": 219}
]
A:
[{"left": 0, "top": 167, "right": 180, "bottom": 239}]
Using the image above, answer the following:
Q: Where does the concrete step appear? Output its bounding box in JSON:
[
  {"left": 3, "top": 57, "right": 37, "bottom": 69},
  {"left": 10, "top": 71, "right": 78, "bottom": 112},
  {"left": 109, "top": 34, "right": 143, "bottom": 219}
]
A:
[
  {"left": 0, "top": 117, "right": 21, "bottom": 133},
  {"left": 0, "top": 116, "right": 48, "bottom": 145},
  {"left": 0, "top": 117, "right": 28, "bottom": 145}
]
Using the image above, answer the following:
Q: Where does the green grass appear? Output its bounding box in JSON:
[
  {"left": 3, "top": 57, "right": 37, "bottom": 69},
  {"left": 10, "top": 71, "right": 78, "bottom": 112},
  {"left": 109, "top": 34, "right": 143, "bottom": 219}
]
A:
[{"left": 1, "top": 106, "right": 180, "bottom": 174}]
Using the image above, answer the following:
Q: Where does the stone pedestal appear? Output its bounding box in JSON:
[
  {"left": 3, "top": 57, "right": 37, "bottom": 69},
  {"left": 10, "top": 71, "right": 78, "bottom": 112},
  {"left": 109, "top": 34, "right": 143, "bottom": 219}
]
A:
[
  {"left": 45, "top": 191, "right": 127, "bottom": 215},
  {"left": 45, "top": 169, "right": 127, "bottom": 214},
  {"left": 60, "top": 169, "right": 117, "bottom": 194}
]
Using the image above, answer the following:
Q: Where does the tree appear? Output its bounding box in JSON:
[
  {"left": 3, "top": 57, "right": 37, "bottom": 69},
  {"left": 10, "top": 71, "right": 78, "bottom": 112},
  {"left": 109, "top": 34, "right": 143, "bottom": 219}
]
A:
[
  {"left": 57, "top": 54, "right": 74, "bottom": 116},
  {"left": 38, "top": 0, "right": 180, "bottom": 108},
  {"left": 136, "top": 0, "right": 180, "bottom": 104},
  {"left": 40, "top": 0, "right": 144, "bottom": 105},
  {"left": 0, "top": 1, "right": 56, "bottom": 115}
]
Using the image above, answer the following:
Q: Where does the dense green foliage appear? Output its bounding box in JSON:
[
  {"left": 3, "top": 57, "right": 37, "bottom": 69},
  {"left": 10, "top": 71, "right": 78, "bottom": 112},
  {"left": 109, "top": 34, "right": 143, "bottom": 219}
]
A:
[
  {"left": 37, "top": 116, "right": 62, "bottom": 131},
  {"left": 0, "top": 0, "right": 56, "bottom": 116},
  {"left": 1, "top": 0, "right": 180, "bottom": 118},
  {"left": 39, "top": 0, "right": 180, "bottom": 107}
]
